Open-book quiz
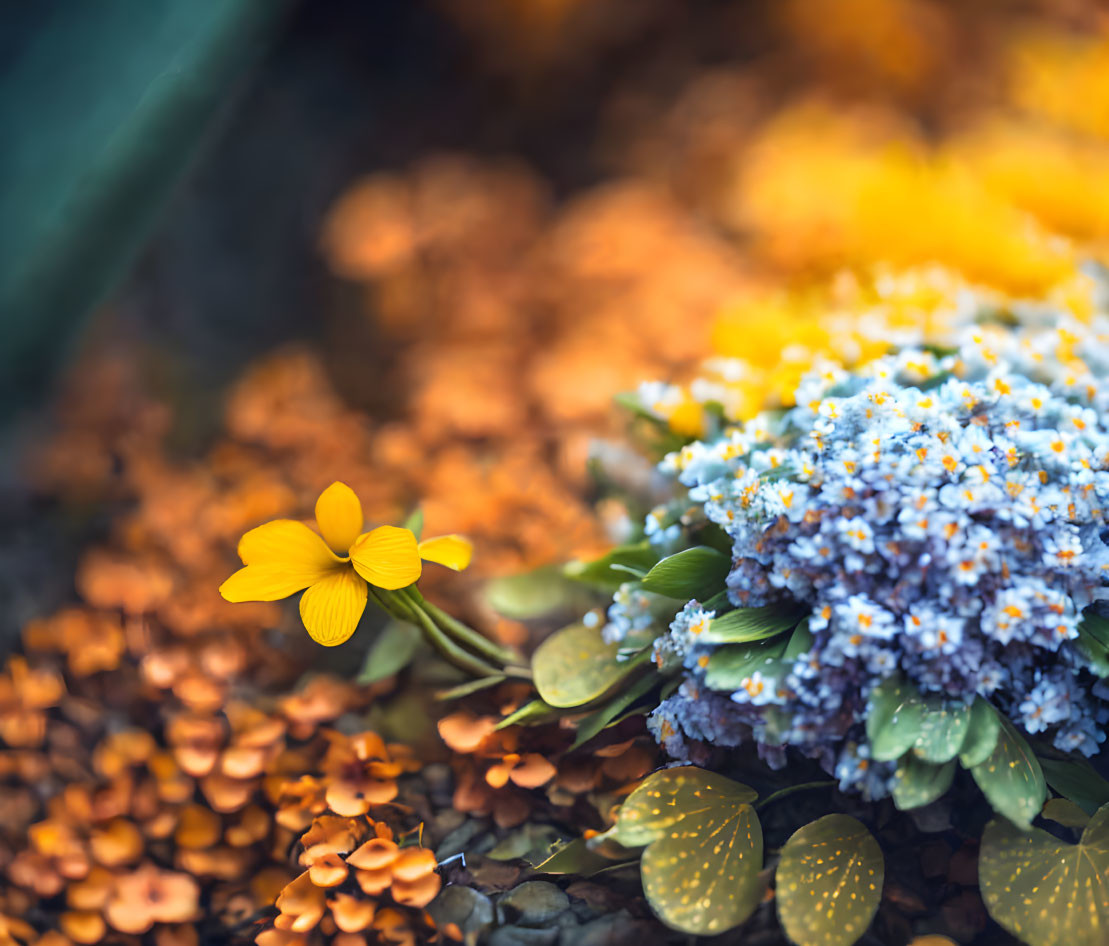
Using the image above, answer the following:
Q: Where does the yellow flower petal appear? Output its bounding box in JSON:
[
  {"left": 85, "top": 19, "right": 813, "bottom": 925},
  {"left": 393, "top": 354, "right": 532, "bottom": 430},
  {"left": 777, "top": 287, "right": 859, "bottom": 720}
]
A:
[
  {"left": 237, "top": 519, "right": 340, "bottom": 568},
  {"left": 315, "top": 482, "right": 364, "bottom": 554},
  {"left": 221, "top": 520, "right": 341, "bottom": 603},
  {"left": 349, "top": 526, "right": 422, "bottom": 590},
  {"left": 418, "top": 535, "right": 473, "bottom": 572},
  {"left": 298, "top": 568, "right": 367, "bottom": 646},
  {"left": 220, "top": 563, "right": 335, "bottom": 602}
]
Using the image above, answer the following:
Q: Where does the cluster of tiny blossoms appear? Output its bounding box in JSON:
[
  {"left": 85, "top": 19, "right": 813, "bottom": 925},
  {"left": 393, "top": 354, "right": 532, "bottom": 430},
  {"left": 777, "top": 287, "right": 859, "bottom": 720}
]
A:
[{"left": 621, "top": 296, "right": 1109, "bottom": 798}]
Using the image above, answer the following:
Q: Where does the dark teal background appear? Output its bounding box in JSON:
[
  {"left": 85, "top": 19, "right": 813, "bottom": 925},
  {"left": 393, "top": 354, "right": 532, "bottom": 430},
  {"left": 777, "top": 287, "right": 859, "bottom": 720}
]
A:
[{"left": 0, "top": 0, "right": 293, "bottom": 420}]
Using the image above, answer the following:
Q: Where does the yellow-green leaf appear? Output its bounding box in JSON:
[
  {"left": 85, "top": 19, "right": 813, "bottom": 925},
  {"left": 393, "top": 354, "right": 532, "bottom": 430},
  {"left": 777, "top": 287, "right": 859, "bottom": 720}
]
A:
[
  {"left": 979, "top": 803, "right": 1109, "bottom": 946},
  {"left": 602, "top": 766, "right": 764, "bottom": 935},
  {"left": 1041, "top": 798, "right": 1091, "bottom": 830},
  {"left": 969, "top": 715, "right": 1046, "bottom": 830},
  {"left": 641, "top": 800, "right": 763, "bottom": 936},
  {"left": 531, "top": 623, "right": 630, "bottom": 708},
  {"left": 776, "top": 814, "right": 884, "bottom": 946},
  {"left": 607, "top": 766, "right": 757, "bottom": 848}
]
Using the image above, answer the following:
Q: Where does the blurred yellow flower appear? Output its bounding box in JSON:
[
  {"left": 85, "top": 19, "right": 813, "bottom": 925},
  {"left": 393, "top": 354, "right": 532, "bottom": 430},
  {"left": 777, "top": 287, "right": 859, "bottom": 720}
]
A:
[{"left": 219, "top": 482, "right": 471, "bottom": 646}]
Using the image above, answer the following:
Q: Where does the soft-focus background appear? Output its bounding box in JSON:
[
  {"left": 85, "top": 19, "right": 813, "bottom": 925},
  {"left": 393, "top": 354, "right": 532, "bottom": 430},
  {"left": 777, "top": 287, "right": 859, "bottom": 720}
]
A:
[
  {"left": 4, "top": 2, "right": 1109, "bottom": 941},
  {"left": 9, "top": 0, "right": 1109, "bottom": 646}
]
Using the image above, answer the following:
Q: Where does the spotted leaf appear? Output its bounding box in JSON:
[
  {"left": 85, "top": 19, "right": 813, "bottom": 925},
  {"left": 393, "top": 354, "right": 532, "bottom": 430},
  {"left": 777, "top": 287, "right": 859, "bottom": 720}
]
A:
[
  {"left": 892, "top": 756, "right": 956, "bottom": 811},
  {"left": 957, "top": 697, "right": 1001, "bottom": 768},
  {"left": 602, "top": 767, "right": 764, "bottom": 935},
  {"left": 607, "top": 766, "right": 757, "bottom": 848},
  {"left": 979, "top": 803, "right": 1109, "bottom": 946},
  {"left": 531, "top": 623, "right": 632, "bottom": 708},
  {"left": 912, "top": 699, "right": 971, "bottom": 763},
  {"left": 639, "top": 791, "right": 763, "bottom": 935},
  {"left": 969, "top": 714, "right": 1046, "bottom": 830},
  {"left": 866, "top": 679, "right": 925, "bottom": 763},
  {"left": 775, "top": 814, "right": 884, "bottom": 946}
]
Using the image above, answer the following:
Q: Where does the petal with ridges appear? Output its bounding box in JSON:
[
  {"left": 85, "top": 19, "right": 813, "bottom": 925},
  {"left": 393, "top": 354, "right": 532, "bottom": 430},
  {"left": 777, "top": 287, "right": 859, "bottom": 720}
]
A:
[
  {"left": 237, "top": 519, "right": 340, "bottom": 569},
  {"left": 299, "top": 568, "right": 367, "bottom": 646},
  {"left": 350, "top": 526, "right": 422, "bottom": 590},
  {"left": 315, "top": 482, "right": 364, "bottom": 554},
  {"left": 418, "top": 534, "right": 473, "bottom": 571},
  {"left": 221, "top": 563, "right": 340, "bottom": 603}
]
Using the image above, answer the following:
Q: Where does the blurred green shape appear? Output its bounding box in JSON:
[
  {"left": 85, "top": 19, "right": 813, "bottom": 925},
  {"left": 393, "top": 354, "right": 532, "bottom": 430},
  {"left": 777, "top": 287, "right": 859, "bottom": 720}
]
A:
[{"left": 0, "top": 0, "right": 293, "bottom": 419}]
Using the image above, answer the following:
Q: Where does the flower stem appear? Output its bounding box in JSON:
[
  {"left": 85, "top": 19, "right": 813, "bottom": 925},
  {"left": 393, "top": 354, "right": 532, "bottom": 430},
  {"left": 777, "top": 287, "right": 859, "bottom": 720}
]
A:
[
  {"left": 753, "top": 780, "right": 838, "bottom": 813},
  {"left": 411, "top": 590, "right": 521, "bottom": 667},
  {"left": 373, "top": 588, "right": 502, "bottom": 678}
]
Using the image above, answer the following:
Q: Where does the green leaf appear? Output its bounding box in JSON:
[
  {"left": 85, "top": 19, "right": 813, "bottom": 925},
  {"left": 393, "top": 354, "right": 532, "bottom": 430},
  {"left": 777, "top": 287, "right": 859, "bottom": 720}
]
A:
[
  {"left": 979, "top": 804, "right": 1109, "bottom": 946},
  {"left": 699, "top": 603, "right": 808, "bottom": 644},
  {"left": 1040, "top": 758, "right": 1109, "bottom": 816},
  {"left": 356, "top": 621, "right": 420, "bottom": 684},
  {"left": 866, "top": 680, "right": 925, "bottom": 762},
  {"left": 1080, "top": 611, "right": 1109, "bottom": 647},
  {"left": 1074, "top": 621, "right": 1109, "bottom": 677},
  {"left": 610, "top": 767, "right": 762, "bottom": 935},
  {"left": 497, "top": 699, "right": 563, "bottom": 729},
  {"left": 484, "top": 567, "right": 576, "bottom": 620},
  {"left": 912, "top": 699, "right": 971, "bottom": 763},
  {"left": 607, "top": 765, "right": 757, "bottom": 848},
  {"left": 564, "top": 542, "right": 661, "bottom": 591},
  {"left": 783, "top": 618, "right": 814, "bottom": 659},
  {"left": 892, "top": 756, "right": 956, "bottom": 811},
  {"left": 775, "top": 814, "right": 884, "bottom": 946},
  {"left": 570, "top": 671, "right": 660, "bottom": 750},
  {"left": 532, "top": 838, "right": 628, "bottom": 875},
  {"left": 970, "top": 715, "right": 1047, "bottom": 830},
  {"left": 958, "top": 698, "right": 1002, "bottom": 768},
  {"left": 1041, "top": 798, "right": 1091, "bottom": 830},
  {"left": 402, "top": 508, "right": 424, "bottom": 540},
  {"left": 435, "top": 674, "right": 507, "bottom": 701},
  {"left": 531, "top": 623, "right": 635, "bottom": 708},
  {"left": 704, "top": 637, "right": 788, "bottom": 691},
  {"left": 640, "top": 546, "right": 731, "bottom": 601}
]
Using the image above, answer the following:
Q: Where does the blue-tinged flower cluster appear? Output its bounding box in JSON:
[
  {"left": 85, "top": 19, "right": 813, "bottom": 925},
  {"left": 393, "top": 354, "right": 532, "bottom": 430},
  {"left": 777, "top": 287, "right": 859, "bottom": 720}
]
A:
[{"left": 627, "top": 306, "right": 1109, "bottom": 795}]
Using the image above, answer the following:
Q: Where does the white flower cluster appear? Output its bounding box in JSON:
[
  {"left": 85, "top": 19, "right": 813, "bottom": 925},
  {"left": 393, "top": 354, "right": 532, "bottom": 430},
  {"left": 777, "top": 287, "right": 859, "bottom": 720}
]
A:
[{"left": 644, "top": 305, "right": 1109, "bottom": 794}]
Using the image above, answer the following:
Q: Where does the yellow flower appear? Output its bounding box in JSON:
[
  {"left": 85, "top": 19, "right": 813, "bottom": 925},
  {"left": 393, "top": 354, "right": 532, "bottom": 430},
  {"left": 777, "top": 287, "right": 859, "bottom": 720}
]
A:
[{"left": 219, "top": 482, "right": 472, "bottom": 646}]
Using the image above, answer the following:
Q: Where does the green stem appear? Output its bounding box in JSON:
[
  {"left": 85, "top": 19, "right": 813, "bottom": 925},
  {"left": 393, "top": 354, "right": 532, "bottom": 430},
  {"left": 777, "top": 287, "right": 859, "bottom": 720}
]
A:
[
  {"left": 372, "top": 588, "right": 502, "bottom": 678},
  {"left": 412, "top": 590, "right": 521, "bottom": 667},
  {"left": 753, "top": 780, "right": 837, "bottom": 813}
]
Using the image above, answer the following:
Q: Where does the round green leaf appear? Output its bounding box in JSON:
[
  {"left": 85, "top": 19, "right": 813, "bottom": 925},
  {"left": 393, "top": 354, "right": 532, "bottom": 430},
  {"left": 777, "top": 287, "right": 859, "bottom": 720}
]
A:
[
  {"left": 958, "top": 697, "right": 1001, "bottom": 768},
  {"left": 608, "top": 766, "right": 757, "bottom": 848},
  {"left": 892, "top": 756, "right": 956, "bottom": 811},
  {"left": 866, "top": 680, "right": 925, "bottom": 762},
  {"left": 913, "top": 700, "right": 971, "bottom": 763},
  {"left": 979, "top": 803, "right": 1109, "bottom": 946},
  {"left": 640, "top": 797, "right": 763, "bottom": 935},
  {"left": 531, "top": 623, "right": 628, "bottom": 708},
  {"left": 969, "top": 714, "right": 1047, "bottom": 830},
  {"left": 776, "top": 814, "right": 884, "bottom": 946}
]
